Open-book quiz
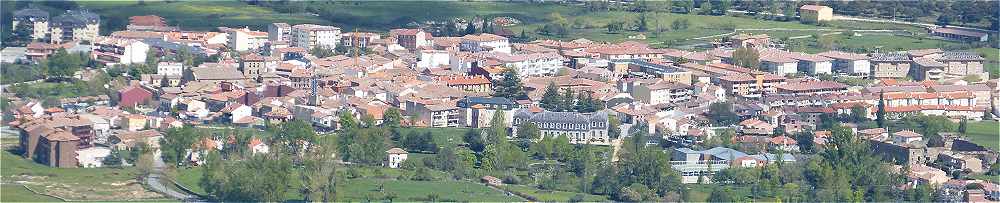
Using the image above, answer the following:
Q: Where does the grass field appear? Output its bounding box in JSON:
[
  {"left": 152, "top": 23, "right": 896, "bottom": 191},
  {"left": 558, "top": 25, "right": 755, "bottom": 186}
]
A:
[
  {"left": 964, "top": 121, "right": 999, "bottom": 151},
  {"left": 505, "top": 184, "right": 608, "bottom": 202},
  {"left": 0, "top": 149, "right": 163, "bottom": 201},
  {"left": 973, "top": 48, "right": 1000, "bottom": 79},
  {"left": 0, "top": 185, "right": 63, "bottom": 202},
  {"left": 175, "top": 165, "right": 516, "bottom": 201},
  {"left": 394, "top": 127, "right": 474, "bottom": 148}
]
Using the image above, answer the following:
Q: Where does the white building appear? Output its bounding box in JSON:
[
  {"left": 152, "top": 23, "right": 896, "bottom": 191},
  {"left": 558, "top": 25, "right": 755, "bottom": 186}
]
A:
[
  {"left": 156, "top": 62, "right": 184, "bottom": 76},
  {"left": 460, "top": 33, "right": 511, "bottom": 54},
  {"left": 76, "top": 147, "right": 111, "bottom": 168},
  {"left": 226, "top": 27, "right": 268, "bottom": 52},
  {"left": 268, "top": 22, "right": 291, "bottom": 42},
  {"left": 493, "top": 52, "right": 565, "bottom": 76},
  {"left": 93, "top": 36, "right": 149, "bottom": 65},
  {"left": 385, "top": 148, "right": 408, "bottom": 168},
  {"left": 818, "top": 51, "right": 871, "bottom": 77},
  {"left": 792, "top": 53, "right": 833, "bottom": 75},
  {"left": 632, "top": 81, "right": 693, "bottom": 105},
  {"left": 291, "top": 24, "right": 341, "bottom": 50},
  {"left": 12, "top": 8, "right": 50, "bottom": 41},
  {"left": 417, "top": 50, "right": 451, "bottom": 69}
]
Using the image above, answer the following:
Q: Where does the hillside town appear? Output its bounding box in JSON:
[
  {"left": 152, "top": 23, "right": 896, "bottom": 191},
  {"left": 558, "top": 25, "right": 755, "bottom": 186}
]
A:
[{"left": 1, "top": 2, "right": 998, "bottom": 202}]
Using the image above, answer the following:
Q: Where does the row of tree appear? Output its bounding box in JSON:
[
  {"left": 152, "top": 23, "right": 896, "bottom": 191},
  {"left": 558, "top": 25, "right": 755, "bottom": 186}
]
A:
[{"left": 538, "top": 82, "right": 605, "bottom": 113}]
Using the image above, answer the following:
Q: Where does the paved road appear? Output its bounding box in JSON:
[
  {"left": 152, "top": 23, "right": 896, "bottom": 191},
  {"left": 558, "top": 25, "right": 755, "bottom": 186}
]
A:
[{"left": 145, "top": 150, "right": 203, "bottom": 202}]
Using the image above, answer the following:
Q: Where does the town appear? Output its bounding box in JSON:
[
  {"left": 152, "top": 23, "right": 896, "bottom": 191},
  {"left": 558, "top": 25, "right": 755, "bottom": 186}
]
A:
[{"left": 0, "top": 1, "right": 998, "bottom": 202}]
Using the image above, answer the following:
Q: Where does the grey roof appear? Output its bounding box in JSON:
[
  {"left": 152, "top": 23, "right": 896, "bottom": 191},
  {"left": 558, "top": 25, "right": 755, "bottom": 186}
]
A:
[
  {"left": 931, "top": 84, "right": 991, "bottom": 92},
  {"left": 869, "top": 52, "right": 910, "bottom": 62},
  {"left": 939, "top": 52, "right": 985, "bottom": 61},
  {"left": 14, "top": 8, "right": 49, "bottom": 20},
  {"left": 457, "top": 96, "right": 516, "bottom": 107},
  {"left": 142, "top": 38, "right": 206, "bottom": 55},
  {"left": 52, "top": 10, "right": 100, "bottom": 28},
  {"left": 748, "top": 153, "right": 796, "bottom": 162},
  {"left": 1, "top": 47, "right": 27, "bottom": 63},
  {"left": 191, "top": 64, "right": 244, "bottom": 81},
  {"left": 675, "top": 147, "right": 749, "bottom": 161},
  {"left": 513, "top": 109, "right": 607, "bottom": 129}
]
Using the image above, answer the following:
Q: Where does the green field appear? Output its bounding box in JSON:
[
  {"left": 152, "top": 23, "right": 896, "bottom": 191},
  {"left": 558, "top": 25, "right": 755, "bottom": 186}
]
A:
[
  {"left": 505, "top": 184, "right": 608, "bottom": 202},
  {"left": 0, "top": 185, "right": 63, "bottom": 202},
  {"left": 394, "top": 127, "right": 474, "bottom": 148},
  {"left": 973, "top": 48, "right": 1000, "bottom": 79},
  {"left": 0, "top": 149, "right": 163, "bottom": 201},
  {"left": 964, "top": 121, "right": 999, "bottom": 151},
  {"left": 175, "top": 165, "right": 516, "bottom": 202}
]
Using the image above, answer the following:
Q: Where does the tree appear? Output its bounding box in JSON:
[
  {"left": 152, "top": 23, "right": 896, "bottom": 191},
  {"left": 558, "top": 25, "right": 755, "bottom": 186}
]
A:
[
  {"left": 383, "top": 108, "right": 403, "bottom": 128},
  {"left": 160, "top": 125, "right": 201, "bottom": 166},
  {"left": 274, "top": 119, "right": 318, "bottom": 155},
  {"left": 463, "top": 128, "right": 486, "bottom": 153},
  {"left": 9, "top": 22, "right": 33, "bottom": 46},
  {"left": 559, "top": 88, "right": 575, "bottom": 112},
  {"left": 46, "top": 48, "right": 84, "bottom": 78},
  {"left": 636, "top": 14, "right": 649, "bottom": 32},
  {"left": 670, "top": 18, "right": 690, "bottom": 30},
  {"left": 465, "top": 21, "right": 477, "bottom": 35},
  {"left": 517, "top": 122, "right": 541, "bottom": 140},
  {"left": 936, "top": 14, "right": 953, "bottom": 26},
  {"left": 300, "top": 136, "right": 338, "bottom": 202},
  {"left": 958, "top": 118, "right": 968, "bottom": 134},
  {"left": 794, "top": 131, "right": 816, "bottom": 153},
  {"left": 732, "top": 47, "right": 760, "bottom": 69},
  {"left": 339, "top": 111, "right": 357, "bottom": 131},
  {"left": 146, "top": 48, "right": 159, "bottom": 71},
  {"left": 707, "top": 187, "right": 737, "bottom": 202},
  {"left": 103, "top": 149, "right": 125, "bottom": 167},
  {"left": 708, "top": 102, "right": 739, "bottom": 126},
  {"left": 310, "top": 46, "right": 335, "bottom": 58},
  {"left": 608, "top": 115, "right": 622, "bottom": 139},
  {"left": 540, "top": 82, "right": 562, "bottom": 111},
  {"left": 849, "top": 105, "right": 868, "bottom": 122},
  {"left": 492, "top": 68, "right": 527, "bottom": 100},
  {"left": 698, "top": 1, "right": 712, "bottom": 15},
  {"left": 876, "top": 91, "right": 886, "bottom": 128}
]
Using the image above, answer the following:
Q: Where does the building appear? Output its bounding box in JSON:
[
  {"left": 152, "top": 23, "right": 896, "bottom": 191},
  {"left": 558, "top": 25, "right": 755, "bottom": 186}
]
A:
[
  {"left": 291, "top": 24, "right": 341, "bottom": 50},
  {"left": 818, "top": 51, "right": 870, "bottom": 77},
  {"left": 268, "top": 23, "right": 291, "bottom": 42},
  {"left": 493, "top": 52, "right": 565, "bottom": 76},
  {"left": 938, "top": 151, "right": 984, "bottom": 173},
  {"left": 239, "top": 53, "right": 267, "bottom": 78},
  {"left": 775, "top": 80, "right": 848, "bottom": 95},
  {"left": 799, "top": 5, "right": 833, "bottom": 23},
  {"left": 460, "top": 33, "right": 511, "bottom": 54},
  {"left": 92, "top": 37, "right": 149, "bottom": 65},
  {"left": 390, "top": 28, "right": 432, "bottom": 50},
  {"left": 157, "top": 62, "right": 184, "bottom": 77},
  {"left": 791, "top": 53, "right": 833, "bottom": 75},
  {"left": 457, "top": 97, "right": 518, "bottom": 128},
  {"left": 931, "top": 27, "right": 989, "bottom": 42},
  {"left": 17, "top": 116, "right": 95, "bottom": 168},
  {"left": 729, "top": 33, "right": 770, "bottom": 49},
  {"left": 126, "top": 15, "right": 176, "bottom": 32},
  {"left": 871, "top": 138, "right": 926, "bottom": 166},
  {"left": 50, "top": 10, "right": 100, "bottom": 43},
  {"left": 613, "top": 59, "right": 693, "bottom": 85},
  {"left": 671, "top": 147, "right": 796, "bottom": 184},
  {"left": 937, "top": 52, "right": 987, "bottom": 80},
  {"left": 441, "top": 75, "right": 492, "bottom": 93},
  {"left": 341, "top": 31, "right": 380, "bottom": 49},
  {"left": 718, "top": 72, "right": 787, "bottom": 98},
  {"left": 12, "top": 8, "right": 50, "bottom": 40},
  {"left": 511, "top": 109, "right": 610, "bottom": 145},
  {"left": 385, "top": 148, "right": 408, "bottom": 168},
  {"left": 870, "top": 52, "right": 911, "bottom": 79},
  {"left": 418, "top": 50, "right": 450, "bottom": 69},
  {"left": 632, "top": 80, "right": 693, "bottom": 105},
  {"left": 226, "top": 27, "right": 268, "bottom": 51}
]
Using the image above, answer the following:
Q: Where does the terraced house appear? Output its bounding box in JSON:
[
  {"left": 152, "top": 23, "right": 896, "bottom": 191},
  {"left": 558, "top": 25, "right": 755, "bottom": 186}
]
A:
[{"left": 511, "top": 108, "right": 610, "bottom": 145}]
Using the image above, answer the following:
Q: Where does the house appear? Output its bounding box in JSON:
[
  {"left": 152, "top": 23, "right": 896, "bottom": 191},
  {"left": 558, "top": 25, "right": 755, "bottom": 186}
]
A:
[
  {"left": 417, "top": 50, "right": 450, "bottom": 69},
  {"left": 120, "top": 114, "right": 148, "bottom": 131},
  {"left": 457, "top": 97, "right": 518, "bottom": 128},
  {"left": 938, "top": 151, "right": 984, "bottom": 173},
  {"left": 799, "top": 5, "right": 833, "bottom": 23},
  {"left": 511, "top": 108, "right": 610, "bottom": 145},
  {"left": 390, "top": 28, "right": 432, "bottom": 50},
  {"left": 50, "top": 10, "right": 100, "bottom": 43},
  {"left": 931, "top": 27, "right": 989, "bottom": 42},
  {"left": 93, "top": 37, "right": 149, "bottom": 65},
  {"left": 871, "top": 138, "right": 927, "bottom": 166},
  {"left": 117, "top": 84, "right": 153, "bottom": 108},
  {"left": 12, "top": 8, "right": 50, "bottom": 40},
  {"left": 226, "top": 27, "right": 268, "bottom": 51},
  {"left": 818, "top": 51, "right": 871, "bottom": 77},
  {"left": 75, "top": 147, "right": 111, "bottom": 168},
  {"left": 157, "top": 61, "right": 184, "bottom": 77},
  {"left": 769, "top": 136, "right": 799, "bottom": 152},
  {"left": 188, "top": 63, "right": 246, "bottom": 83},
  {"left": 109, "top": 130, "right": 162, "bottom": 151},
  {"left": 791, "top": 53, "right": 833, "bottom": 75},
  {"left": 758, "top": 49, "right": 799, "bottom": 75},
  {"left": 671, "top": 147, "right": 796, "bottom": 184},
  {"left": 612, "top": 59, "right": 693, "bottom": 85},
  {"left": 249, "top": 138, "right": 270, "bottom": 155},
  {"left": 17, "top": 116, "right": 95, "bottom": 168},
  {"left": 440, "top": 75, "right": 492, "bottom": 93},
  {"left": 870, "top": 52, "right": 911, "bottom": 79},
  {"left": 240, "top": 53, "right": 267, "bottom": 78},
  {"left": 903, "top": 164, "right": 950, "bottom": 186},
  {"left": 460, "top": 33, "right": 510, "bottom": 53},
  {"left": 15, "top": 101, "right": 45, "bottom": 119},
  {"left": 631, "top": 80, "right": 693, "bottom": 105},
  {"left": 341, "top": 31, "right": 380, "bottom": 49},
  {"left": 729, "top": 33, "right": 770, "bottom": 49},
  {"left": 738, "top": 118, "right": 774, "bottom": 135},
  {"left": 291, "top": 24, "right": 341, "bottom": 50},
  {"left": 481, "top": 176, "right": 503, "bottom": 186},
  {"left": 385, "top": 148, "right": 408, "bottom": 168}
]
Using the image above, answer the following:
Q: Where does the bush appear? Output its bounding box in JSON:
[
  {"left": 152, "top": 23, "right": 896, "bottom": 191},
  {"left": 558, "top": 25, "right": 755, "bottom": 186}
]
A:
[{"left": 502, "top": 174, "right": 521, "bottom": 184}]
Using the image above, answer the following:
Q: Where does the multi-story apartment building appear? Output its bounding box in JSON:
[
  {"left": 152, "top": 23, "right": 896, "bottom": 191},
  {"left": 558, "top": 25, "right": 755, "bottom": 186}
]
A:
[
  {"left": 291, "top": 24, "right": 341, "bottom": 50},
  {"left": 156, "top": 62, "right": 184, "bottom": 76},
  {"left": 239, "top": 53, "right": 267, "bottom": 78},
  {"left": 390, "top": 28, "right": 432, "bottom": 50},
  {"left": 818, "top": 51, "right": 871, "bottom": 77},
  {"left": 267, "top": 23, "right": 291, "bottom": 42},
  {"left": 226, "top": 27, "right": 268, "bottom": 51},
  {"left": 460, "top": 33, "right": 510, "bottom": 53},
  {"left": 12, "top": 8, "right": 50, "bottom": 40},
  {"left": 511, "top": 109, "right": 610, "bottom": 145},
  {"left": 870, "top": 52, "right": 911, "bottom": 79},
  {"left": 50, "top": 10, "right": 100, "bottom": 43},
  {"left": 718, "top": 72, "right": 787, "bottom": 98},
  {"left": 92, "top": 37, "right": 149, "bottom": 65},
  {"left": 632, "top": 80, "right": 693, "bottom": 105}
]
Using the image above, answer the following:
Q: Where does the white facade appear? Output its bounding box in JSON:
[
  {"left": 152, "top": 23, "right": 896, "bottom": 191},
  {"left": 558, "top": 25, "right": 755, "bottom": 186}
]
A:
[
  {"left": 156, "top": 62, "right": 184, "bottom": 76},
  {"left": 76, "top": 147, "right": 111, "bottom": 168},
  {"left": 417, "top": 50, "right": 451, "bottom": 69},
  {"left": 227, "top": 28, "right": 268, "bottom": 51},
  {"left": 291, "top": 24, "right": 341, "bottom": 50},
  {"left": 386, "top": 151, "right": 408, "bottom": 168},
  {"left": 460, "top": 34, "right": 511, "bottom": 54},
  {"left": 762, "top": 61, "right": 798, "bottom": 75},
  {"left": 94, "top": 37, "right": 149, "bottom": 65}
]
